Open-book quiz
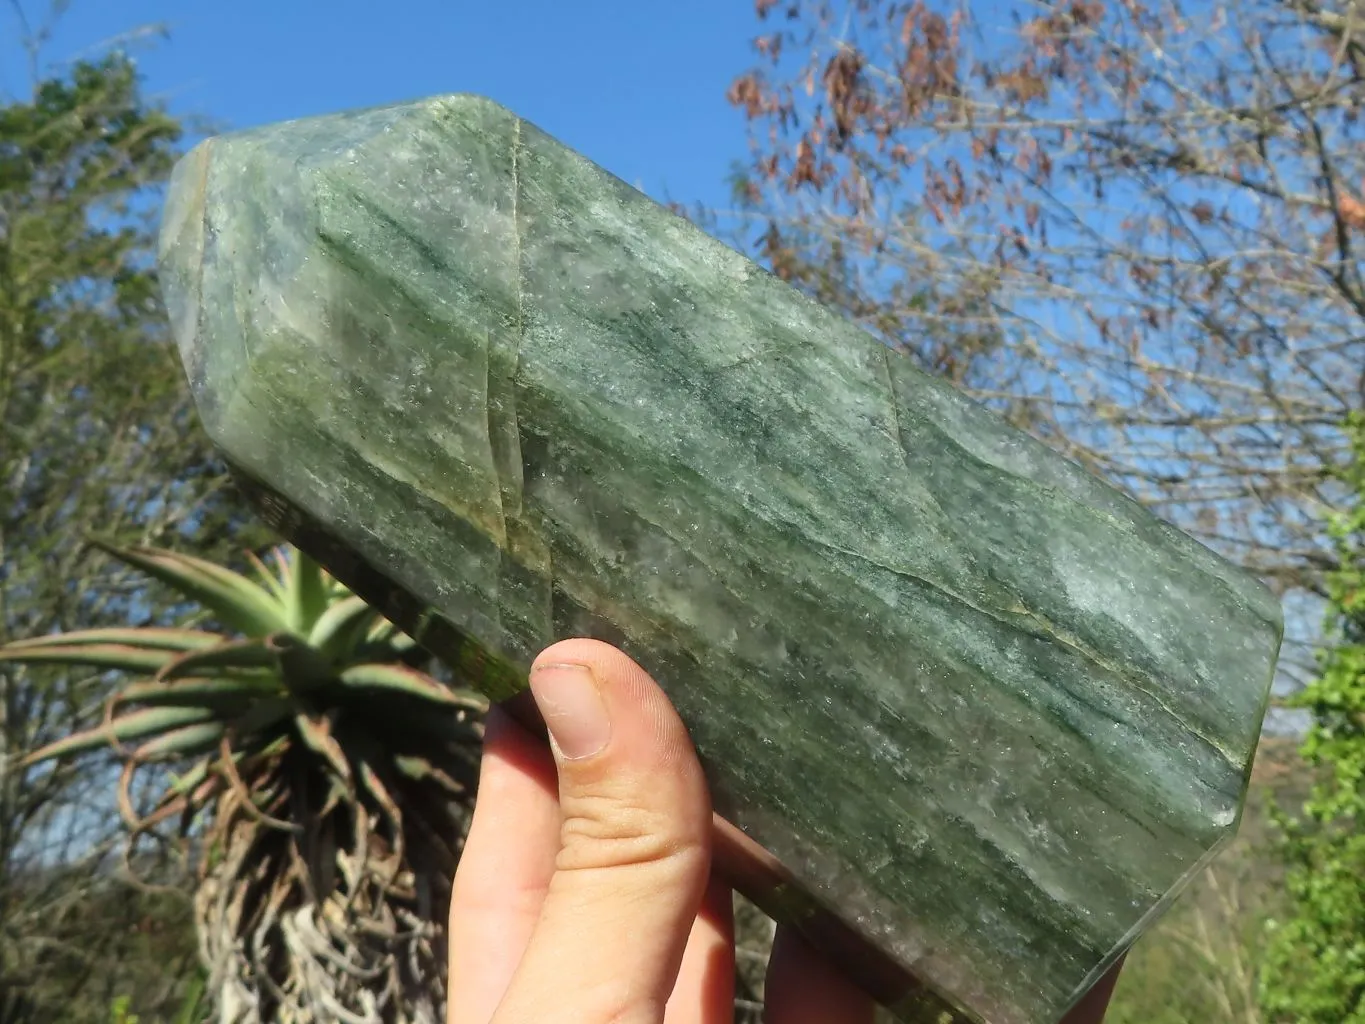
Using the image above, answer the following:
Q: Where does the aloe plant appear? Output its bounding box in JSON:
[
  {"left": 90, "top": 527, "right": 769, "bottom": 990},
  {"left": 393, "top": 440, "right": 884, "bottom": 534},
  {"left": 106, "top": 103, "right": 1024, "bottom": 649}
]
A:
[{"left": 3, "top": 542, "right": 486, "bottom": 1024}]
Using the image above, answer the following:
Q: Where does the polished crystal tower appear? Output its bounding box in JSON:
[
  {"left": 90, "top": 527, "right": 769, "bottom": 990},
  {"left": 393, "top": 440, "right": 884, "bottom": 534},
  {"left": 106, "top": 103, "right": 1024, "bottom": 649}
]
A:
[{"left": 158, "top": 95, "right": 1282, "bottom": 1024}]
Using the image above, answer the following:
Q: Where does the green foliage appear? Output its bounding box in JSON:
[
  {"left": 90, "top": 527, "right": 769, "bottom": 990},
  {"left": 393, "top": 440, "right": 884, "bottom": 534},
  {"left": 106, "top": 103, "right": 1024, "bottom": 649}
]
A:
[
  {"left": 0, "top": 54, "right": 199, "bottom": 559},
  {"left": 0, "top": 46, "right": 257, "bottom": 1023},
  {"left": 11, "top": 875, "right": 200, "bottom": 1023},
  {"left": 106, "top": 969, "right": 205, "bottom": 1024},
  {"left": 1260, "top": 413, "right": 1365, "bottom": 1023},
  {"left": 3, "top": 544, "right": 484, "bottom": 1021},
  {"left": 170, "top": 974, "right": 207, "bottom": 1024},
  {"left": 4, "top": 542, "right": 484, "bottom": 821}
]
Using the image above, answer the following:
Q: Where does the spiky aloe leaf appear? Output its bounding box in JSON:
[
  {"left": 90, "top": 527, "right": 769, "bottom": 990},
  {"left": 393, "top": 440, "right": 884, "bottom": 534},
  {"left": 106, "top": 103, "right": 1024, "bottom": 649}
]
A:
[
  {"left": 156, "top": 636, "right": 288, "bottom": 682},
  {"left": 336, "top": 664, "right": 487, "bottom": 710},
  {"left": 22, "top": 706, "right": 217, "bottom": 766},
  {"left": 364, "top": 617, "right": 419, "bottom": 653},
  {"left": 285, "top": 549, "right": 330, "bottom": 634},
  {"left": 1, "top": 627, "right": 224, "bottom": 653},
  {"left": 294, "top": 712, "right": 352, "bottom": 784},
  {"left": 244, "top": 549, "right": 288, "bottom": 603},
  {"left": 91, "top": 541, "right": 287, "bottom": 637},
  {"left": 366, "top": 618, "right": 398, "bottom": 643},
  {"left": 134, "top": 721, "right": 229, "bottom": 761},
  {"left": 269, "top": 544, "right": 293, "bottom": 592},
  {"left": 0, "top": 641, "right": 177, "bottom": 673},
  {"left": 165, "top": 735, "right": 287, "bottom": 797},
  {"left": 393, "top": 754, "right": 466, "bottom": 797},
  {"left": 356, "top": 752, "right": 403, "bottom": 853},
  {"left": 317, "top": 774, "right": 350, "bottom": 819},
  {"left": 308, "top": 595, "right": 379, "bottom": 662},
  {"left": 173, "top": 975, "right": 207, "bottom": 1024},
  {"left": 168, "top": 755, "right": 215, "bottom": 796},
  {"left": 122, "top": 676, "right": 280, "bottom": 709}
]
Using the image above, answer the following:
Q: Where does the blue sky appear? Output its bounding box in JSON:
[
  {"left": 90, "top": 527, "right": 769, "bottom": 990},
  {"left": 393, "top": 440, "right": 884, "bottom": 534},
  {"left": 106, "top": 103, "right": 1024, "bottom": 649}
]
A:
[{"left": 0, "top": 0, "right": 756, "bottom": 212}]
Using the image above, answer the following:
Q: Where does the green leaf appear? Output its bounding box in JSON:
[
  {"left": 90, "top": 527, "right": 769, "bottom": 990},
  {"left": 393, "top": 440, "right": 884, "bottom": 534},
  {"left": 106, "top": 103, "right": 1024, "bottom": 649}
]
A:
[
  {"left": 270, "top": 545, "right": 293, "bottom": 592},
  {"left": 172, "top": 975, "right": 207, "bottom": 1024},
  {"left": 22, "top": 706, "right": 218, "bottom": 765},
  {"left": 0, "top": 627, "right": 224, "bottom": 653},
  {"left": 356, "top": 753, "right": 402, "bottom": 834},
  {"left": 365, "top": 617, "right": 419, "bottom": 654},
  {"left": 156, "top": 636, "right": 286, "bottom": 682},
  {"left": 91, "top": 540, "right": 287, "bottom": 637},
  {"left": 122, "top": 676, "right": 279, "bottom": 708},
  {"left": 393, "top": 753, "right": 467, "bottom": 796},
  {"left": 335, "top": 663, "right": 488, "bottom": 710},
  {"left": 285, "top": 548, "right": 331, "bottom": 633},
  {"left": 166, "top": 733, "right": 288, "bottom": 797},
  {"left": 388, "top": 631, "right": 420, "bottom": 655},
  {"left": 0, "top": 641, "right": 175, "bottom": 673},
  {"left": 294, "top": 712, "right": 352, "bottom": 784},
  {"left": 308, "top": 595, "right": 379, "bottom": 661},
  {"left": 244, "top": 549, "right": 288, "bottom": 603},
  {"left": 167, "top": 756, "right": 213, "bottom": 795},
  {"left": 133, "top": 721, "right": 228, "bottom": 761}
]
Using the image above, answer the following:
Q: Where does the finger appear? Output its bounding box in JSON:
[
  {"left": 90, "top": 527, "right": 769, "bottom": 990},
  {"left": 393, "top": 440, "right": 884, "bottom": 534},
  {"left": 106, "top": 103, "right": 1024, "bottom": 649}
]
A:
[
  {"left": 493, "top": 639, "right": 713, "bottom": 1024},
  {"left": 665, "top": 875, "right": 736, "bottom": 1024},
  {"left": 447, "top": 707, "right": 559, "bottom": 1024},
  {"left": 1060, "top": 954, "right": 1125, "bottom": 1024},
  {"left": 764, "top": 926, "right": 876, "bottom": 1024}
]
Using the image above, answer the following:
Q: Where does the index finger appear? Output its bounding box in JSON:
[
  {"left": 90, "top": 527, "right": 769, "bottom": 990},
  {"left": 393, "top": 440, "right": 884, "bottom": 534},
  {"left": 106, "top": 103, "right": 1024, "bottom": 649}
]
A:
[{"left": 447, "top": 707, "right": 560, "bottom": 1024}]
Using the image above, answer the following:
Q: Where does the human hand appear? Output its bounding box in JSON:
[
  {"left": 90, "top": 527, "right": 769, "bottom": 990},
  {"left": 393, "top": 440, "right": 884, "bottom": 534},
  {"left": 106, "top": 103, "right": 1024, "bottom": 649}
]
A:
[
  {"left": 446, "top": 638, "right": 1118, "bottom": 1024},
  {"left": 446, "top": 638, "right": 874, "bottom": 1023}
]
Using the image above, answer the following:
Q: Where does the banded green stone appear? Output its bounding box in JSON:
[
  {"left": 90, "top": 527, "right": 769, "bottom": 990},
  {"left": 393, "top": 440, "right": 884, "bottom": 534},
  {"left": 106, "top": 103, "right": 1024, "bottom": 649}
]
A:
[{"left": 158, "top": 94, "right": 1282, "bottom": 1024}]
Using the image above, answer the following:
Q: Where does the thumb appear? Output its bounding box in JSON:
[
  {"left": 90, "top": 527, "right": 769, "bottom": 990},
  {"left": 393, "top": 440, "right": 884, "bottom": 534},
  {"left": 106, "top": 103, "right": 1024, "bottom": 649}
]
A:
[{"left": 492, "top": 639, "right": 713, "bottom": 1024}]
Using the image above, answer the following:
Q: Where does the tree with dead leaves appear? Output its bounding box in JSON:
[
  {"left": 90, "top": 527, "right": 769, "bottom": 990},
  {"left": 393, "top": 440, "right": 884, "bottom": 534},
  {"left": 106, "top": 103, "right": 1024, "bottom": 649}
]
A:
[{"left": 724, "top": 0, "right": 1365, "bottom": 679}]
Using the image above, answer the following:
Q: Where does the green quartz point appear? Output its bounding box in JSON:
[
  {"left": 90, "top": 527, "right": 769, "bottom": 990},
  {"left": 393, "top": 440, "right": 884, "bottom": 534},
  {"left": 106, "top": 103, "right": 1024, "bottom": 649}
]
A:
[{"left": 158, "top": 95, "right": 1283, "bottom": 1024}]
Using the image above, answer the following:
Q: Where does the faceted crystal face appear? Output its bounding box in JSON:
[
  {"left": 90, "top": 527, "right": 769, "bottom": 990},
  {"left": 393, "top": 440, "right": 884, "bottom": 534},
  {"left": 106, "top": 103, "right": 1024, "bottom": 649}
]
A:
[{"left": 158, "top": 95, "right": 1283, "bottom": 1024}]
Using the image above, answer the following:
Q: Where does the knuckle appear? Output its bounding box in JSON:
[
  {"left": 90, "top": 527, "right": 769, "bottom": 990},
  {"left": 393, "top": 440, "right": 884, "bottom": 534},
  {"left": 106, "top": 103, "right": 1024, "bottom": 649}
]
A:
[{"left": 556, "top": 791, "right": 706, "bottom": 875}]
